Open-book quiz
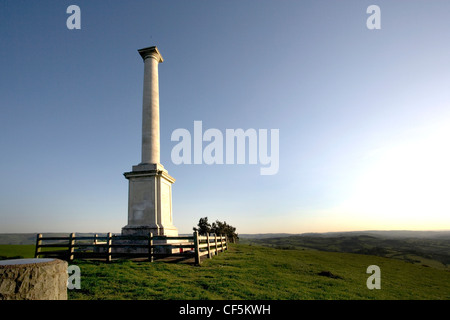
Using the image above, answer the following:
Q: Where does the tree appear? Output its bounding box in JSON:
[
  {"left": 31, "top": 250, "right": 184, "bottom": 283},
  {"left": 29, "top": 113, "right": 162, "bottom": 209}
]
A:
[
  {"left": 193, "top": 217, "right": 239, "bottom": 243},
  {"left": 193, "top": 217, "right": 211, "bottom": 235}
]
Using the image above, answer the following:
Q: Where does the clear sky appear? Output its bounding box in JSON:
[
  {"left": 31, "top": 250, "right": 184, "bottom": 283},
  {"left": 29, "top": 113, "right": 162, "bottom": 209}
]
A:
[{"left": 1, "top": 1, "right": 450, "bottom": 234}]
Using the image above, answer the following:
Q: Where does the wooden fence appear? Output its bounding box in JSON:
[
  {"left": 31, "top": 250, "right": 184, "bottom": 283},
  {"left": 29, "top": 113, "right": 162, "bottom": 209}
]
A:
[{"left": 34, "top": 231, "right": 227, "bottom": 265}]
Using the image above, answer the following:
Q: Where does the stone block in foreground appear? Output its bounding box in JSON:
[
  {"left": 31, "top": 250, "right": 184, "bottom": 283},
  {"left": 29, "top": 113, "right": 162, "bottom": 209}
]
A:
[{"left": 0, "top": 258, "right": 68, "bottom": 300}]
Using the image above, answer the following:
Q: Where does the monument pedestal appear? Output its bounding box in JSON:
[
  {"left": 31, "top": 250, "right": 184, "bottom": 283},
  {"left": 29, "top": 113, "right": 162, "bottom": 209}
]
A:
[{"left": 122, "top": 163, "right": 178, "bottom": 237}]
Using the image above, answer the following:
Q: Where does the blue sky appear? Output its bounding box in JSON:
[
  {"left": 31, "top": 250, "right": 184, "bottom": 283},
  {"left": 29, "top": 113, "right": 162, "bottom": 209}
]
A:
[{"left": 1, "top": 1, "right": 450, "bottom": 234}]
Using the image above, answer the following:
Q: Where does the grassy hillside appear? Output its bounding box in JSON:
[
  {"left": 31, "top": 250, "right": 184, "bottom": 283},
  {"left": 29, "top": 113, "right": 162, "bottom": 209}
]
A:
[
  {"left": 241, "top": 235, "right": 450, "bottom": 270},
  {"left": 66, "top": 244, "right": 449, "bottom": 300},
  {"left": 1, "top": 244, "right": 449, "bottom": 299}
]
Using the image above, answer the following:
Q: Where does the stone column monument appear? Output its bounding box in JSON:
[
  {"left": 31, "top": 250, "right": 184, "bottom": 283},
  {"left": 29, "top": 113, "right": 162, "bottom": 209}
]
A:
[{"left": 122, "top": 46, "right": 178, "bottom": 237}]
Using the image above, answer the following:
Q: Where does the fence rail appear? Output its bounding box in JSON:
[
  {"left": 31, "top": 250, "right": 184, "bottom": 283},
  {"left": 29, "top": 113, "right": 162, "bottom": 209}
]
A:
[{"left": 34, "top": 231, "right": 227, "bottom": 265}]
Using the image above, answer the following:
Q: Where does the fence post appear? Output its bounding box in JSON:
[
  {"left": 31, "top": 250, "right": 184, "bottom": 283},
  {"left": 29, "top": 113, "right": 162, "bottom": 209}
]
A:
[
  {"left": 106, "top": 232, "right": 112, "bottom": 262},
  {"left": 214, "top": 233, "right": 218, "bottom": 255},
  {"left": 149, "top": 233, "right": 154, "bottom": 262},
  {"left": 217, "top": 234, "right": 219, "bottom": 252},
  {"left": 225, "top": 235, "right": 228, "bottom": 250},
  {"left": 206, "top": 233, "right": 212, "bottom": 259},
  {"left": 34, "top": 234, "right": 42, "bottom": 258},
  {"left": 194, "top": 231, "right": 201, "bottom": 265},
  {"left": 220, "top": 234, "right": 225, "bottom": 252},
  {"left": 68, "top": 233, "right": 75, "bottom": 262}
]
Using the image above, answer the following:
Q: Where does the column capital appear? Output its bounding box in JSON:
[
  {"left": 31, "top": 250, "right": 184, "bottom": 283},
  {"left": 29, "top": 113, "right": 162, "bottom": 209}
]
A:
[{"left": 138, "top": 46, "right": 163, "bottom": 63}]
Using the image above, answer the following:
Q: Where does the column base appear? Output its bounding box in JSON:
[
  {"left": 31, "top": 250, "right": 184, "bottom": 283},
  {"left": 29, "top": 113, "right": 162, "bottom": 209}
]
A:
[
  {"left": 121, "top": 225, "right": 179, "bottom": 237},
  {"left": 132, "top": 163, "right": 166, "bottom": 172},
  {"left": 119, "top": 225, "right": 183, "bottom": 255}
]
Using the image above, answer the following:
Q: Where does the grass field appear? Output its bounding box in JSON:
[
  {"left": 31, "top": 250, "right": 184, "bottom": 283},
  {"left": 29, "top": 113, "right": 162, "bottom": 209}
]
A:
[
  {"left": 1, "top": 244, "right": 449, "bottom": 300},
  {"left": 0, "top": 244, "right": 35, "bottom": 260}
]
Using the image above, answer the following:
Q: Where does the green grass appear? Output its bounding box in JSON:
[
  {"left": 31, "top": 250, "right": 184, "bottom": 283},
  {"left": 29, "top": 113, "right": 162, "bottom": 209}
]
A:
[
  {"left": 1, "top": 244, "right": 449, "bottom": 299},
  {"left": 0, "top": 245, "right": 35, "bottom": 259},
  {"left": 68, "top": 244, "right": 450, "bottom": 300},
  {"left": 0, "top": 244, "right": 68, "bottom": 260}
]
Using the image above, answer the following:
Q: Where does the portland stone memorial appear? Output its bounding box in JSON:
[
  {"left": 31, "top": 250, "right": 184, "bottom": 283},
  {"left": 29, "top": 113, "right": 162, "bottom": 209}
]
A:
[{"left": 121, "top": 46, "right": 178, "bottom": 238}]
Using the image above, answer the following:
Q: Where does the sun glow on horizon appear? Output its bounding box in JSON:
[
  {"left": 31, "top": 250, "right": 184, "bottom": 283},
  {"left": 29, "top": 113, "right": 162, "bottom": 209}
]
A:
[{"left": 336, "top": 119, "right": 450, "bottom": 230}]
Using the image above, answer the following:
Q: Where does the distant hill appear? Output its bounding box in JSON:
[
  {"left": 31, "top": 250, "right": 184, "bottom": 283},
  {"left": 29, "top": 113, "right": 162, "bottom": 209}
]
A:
[
  {"left": 238, "top": 233, "right": 294, "bottom": 239},
  {"left": 0, "top": 233, "right": 109, "bottom": 245},
  {"left": 240, "top": 231, "right": 450, "bottom": 270},
  {"left": 312, "top": 230, "right": 450, "bottom": 239},
  {"left": 239, "top": 230, "right": 450, "bottom": 239},
  {"left": 0, "top": 233, "right": 38, "bottom": 245}
]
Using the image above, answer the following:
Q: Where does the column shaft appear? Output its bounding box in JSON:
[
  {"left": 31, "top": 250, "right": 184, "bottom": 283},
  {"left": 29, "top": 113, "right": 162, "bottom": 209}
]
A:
[{"left": 141, "top": 55, "right": 161, "bottom": 164}]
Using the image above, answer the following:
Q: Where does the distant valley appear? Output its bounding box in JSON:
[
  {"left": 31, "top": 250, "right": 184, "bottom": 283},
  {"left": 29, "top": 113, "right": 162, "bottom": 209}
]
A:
[{"left": 240, "top": 230, "right": 450, "bottom": 270}]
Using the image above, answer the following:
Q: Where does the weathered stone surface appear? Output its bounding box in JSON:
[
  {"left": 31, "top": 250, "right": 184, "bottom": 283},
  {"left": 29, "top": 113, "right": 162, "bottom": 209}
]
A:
[{"left": 0, "top": 258, "right": 68, "bottom": 300}]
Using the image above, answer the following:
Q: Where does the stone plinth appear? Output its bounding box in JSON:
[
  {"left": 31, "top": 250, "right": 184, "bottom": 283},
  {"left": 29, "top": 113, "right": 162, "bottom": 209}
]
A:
[
  {"left": 122, "top": 163, "right": 178, "bottom": 237},
  {"left": 0, "top": 258, "right": 68, "bottom": 300}
]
